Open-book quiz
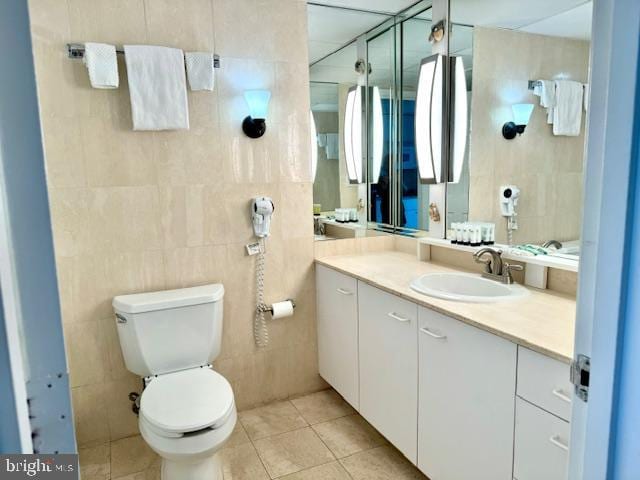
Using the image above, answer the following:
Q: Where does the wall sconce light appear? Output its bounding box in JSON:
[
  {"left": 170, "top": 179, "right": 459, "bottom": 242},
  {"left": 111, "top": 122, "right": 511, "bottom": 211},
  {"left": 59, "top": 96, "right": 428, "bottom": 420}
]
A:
[
  {"left": 415, "top": 54, "right": 445, "bottom": 184},
  {"left": 344, "top": 86, "right": 363, "bottom": 184},
  {"left": 371, "top": 86, "right": 384, "bottom": 184},
  {"left": 450, "top": 56, "right": 468, "bottom": 183},
  {"left": 243, "top": 90, "right": 271, "bottom": 138},
  {"left": 502, "top": 103, "right": 534, "bottom": 140},
  {"left": 310, "top": 111, "right": 318, "bottom": 181}
]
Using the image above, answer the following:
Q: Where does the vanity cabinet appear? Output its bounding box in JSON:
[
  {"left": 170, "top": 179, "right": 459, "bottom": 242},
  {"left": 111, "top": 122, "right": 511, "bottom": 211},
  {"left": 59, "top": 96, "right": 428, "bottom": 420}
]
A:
[
  {"left": 315, "top": 265, "right": 359, "bottom": 408},
  {"left": 358, "top": 282, "right": 418, "bottom": 463},
  {"left": 417, "top": 306, "right": 517, "bottom": 480},
  {"left": 315, "top": 264, "right": 572, "bottom": 480}
]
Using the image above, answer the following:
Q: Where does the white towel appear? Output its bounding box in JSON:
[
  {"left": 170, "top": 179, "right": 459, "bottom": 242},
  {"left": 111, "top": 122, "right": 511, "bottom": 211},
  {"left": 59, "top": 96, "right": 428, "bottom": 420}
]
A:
[
  {"left": 325, "top": 133, "right": 339, "bottom": 160},
  {"left": 185, "top": 52, "right": 214, "bottom": 91},
  {"left": 83, "top": 43, "right": 119, "bottom": 89},
  {"left": 532, "top": 80, "right": 556, "bottom": 125},
  {"left": 553, "top": 80, "right": 583, "bottom": 136},
  {"left": 317, "top": 133, "right": 327, "bottom": 147},
  {"left": 124, "top": 45, "right": 189, "bottom": 131}
]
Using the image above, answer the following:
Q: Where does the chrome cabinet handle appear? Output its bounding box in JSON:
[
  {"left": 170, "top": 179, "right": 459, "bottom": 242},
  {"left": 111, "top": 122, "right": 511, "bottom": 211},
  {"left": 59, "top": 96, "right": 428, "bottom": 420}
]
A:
[
  {"left": 388, "top": 312, "right": 410, "bottom": 323},
  {"left": 420, "top": 327, "right": 447, "bottom": 339},
  {"left": 336, "top": 288, "right": 353, "bottom": 296},
  {"left": 552, "top": 388, "right": 572, "bottom": 404},
  {"left": 549, "top": 435, "right": 569, "bottom": 452}
]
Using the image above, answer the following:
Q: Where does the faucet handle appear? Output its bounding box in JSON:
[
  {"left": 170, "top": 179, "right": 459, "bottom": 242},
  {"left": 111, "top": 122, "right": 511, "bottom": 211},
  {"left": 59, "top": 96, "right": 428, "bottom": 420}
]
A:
[{"left": 504, "top": 262, "right": 524, "bottom": 272}]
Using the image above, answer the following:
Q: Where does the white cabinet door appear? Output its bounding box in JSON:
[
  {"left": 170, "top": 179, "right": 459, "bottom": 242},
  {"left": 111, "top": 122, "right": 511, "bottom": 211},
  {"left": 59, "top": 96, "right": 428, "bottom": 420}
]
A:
[
  {"left": 418, "top": 306, "right": 517, "bottom": 480},
  {"left": 316, "top": 265, "right": 359, "bottom": 409},
  {"left": 358, "top": 281, "right": 418, "bottom": 463},
  {"left": 514, "top": 397, "right": 570, "bottom": 480}
]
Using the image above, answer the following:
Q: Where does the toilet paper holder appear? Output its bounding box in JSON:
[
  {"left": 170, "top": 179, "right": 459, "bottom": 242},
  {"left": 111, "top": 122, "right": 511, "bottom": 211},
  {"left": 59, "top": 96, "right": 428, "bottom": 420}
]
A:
[{"left": 266, "top": 299, "right": 296, "bottom": 315}]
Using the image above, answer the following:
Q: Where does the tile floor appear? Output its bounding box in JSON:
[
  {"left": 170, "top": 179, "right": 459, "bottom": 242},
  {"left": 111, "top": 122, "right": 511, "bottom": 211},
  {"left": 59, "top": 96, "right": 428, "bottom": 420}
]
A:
[{"left": 79, "top": 388, "right": 428, "bottom": 479}]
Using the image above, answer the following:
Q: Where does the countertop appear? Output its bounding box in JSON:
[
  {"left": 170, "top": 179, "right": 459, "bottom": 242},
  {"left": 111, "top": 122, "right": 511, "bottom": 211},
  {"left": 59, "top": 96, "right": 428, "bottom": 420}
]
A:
[{"left": 316, "top": 251, "right": 576, "bottom": 363}]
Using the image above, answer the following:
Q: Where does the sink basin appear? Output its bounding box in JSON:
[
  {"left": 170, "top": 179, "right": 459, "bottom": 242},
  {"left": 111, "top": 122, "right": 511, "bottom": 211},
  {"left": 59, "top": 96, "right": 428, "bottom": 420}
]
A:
[{"left": 410, "top": 272, "right": 529, "bottom": 303}]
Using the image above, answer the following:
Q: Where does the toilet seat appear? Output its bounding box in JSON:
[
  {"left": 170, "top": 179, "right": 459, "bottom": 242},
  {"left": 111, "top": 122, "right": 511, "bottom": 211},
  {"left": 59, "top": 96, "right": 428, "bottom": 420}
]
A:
[{"left": 140, "top": 368, "right": 234, "bottom": 437}]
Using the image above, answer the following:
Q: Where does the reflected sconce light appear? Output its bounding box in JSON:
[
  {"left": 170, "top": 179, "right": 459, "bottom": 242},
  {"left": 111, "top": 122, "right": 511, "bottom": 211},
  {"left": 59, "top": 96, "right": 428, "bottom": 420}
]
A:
[
  {"left": 415, "top": 54, "right": 445, "bottom": 184},
  {"left": 242, "top": 90, "right": 271, "bottom": 138},
  {"left": 371, "top": 86, "right": 384, "bottom": 184},
  {"left": 344, "top": 86, "right": 364, "bottom": 184},
  {"left": 450, "top": 56, "right": 468, "bottom": 184},
  {"left": 502, "top": 103, "right": 534, "bottom": 140},
  {"left": 310, "top": 111, "right": 318, "bottom": 181}
]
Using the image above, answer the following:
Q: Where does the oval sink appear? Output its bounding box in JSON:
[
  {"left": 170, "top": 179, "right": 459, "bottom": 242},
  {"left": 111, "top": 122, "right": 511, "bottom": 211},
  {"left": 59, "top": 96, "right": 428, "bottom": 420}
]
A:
[{"left": 410, "top": 272, "right": 529, "bottom": 303}]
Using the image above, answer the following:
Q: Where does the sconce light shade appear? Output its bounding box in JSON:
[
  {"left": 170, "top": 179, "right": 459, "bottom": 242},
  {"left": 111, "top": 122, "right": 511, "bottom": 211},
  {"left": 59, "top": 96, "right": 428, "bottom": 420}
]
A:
[
  {"left": 415, "top": 54, "right": 445, "bottom": 184},
  {"left": 450, "top": 56, "right": 468, "bottom": 184},
  {"left": 310, "top": 111, "right": 318, "bottom": 181},
  {"left": 344, "top": 86, "right": 363, "bottom": 184},
  {"left": 502, "top": 103, "right": 534, "bottom": 140},
  {"left": 371, "top": 86, "right": 384, "bottom": 184},
  {"left": 243, "top": 90, "right": 271, "bottom": 138}
]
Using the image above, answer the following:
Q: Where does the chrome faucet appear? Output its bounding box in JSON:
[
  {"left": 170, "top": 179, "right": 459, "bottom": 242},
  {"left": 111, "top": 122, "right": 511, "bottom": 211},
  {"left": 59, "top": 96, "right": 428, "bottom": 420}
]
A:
[
  {"left": 473, "top": 247, "right": 523, "bottom": 285},
  {"left": 542, "top": 240, "right": 562, "bottom": 249}
]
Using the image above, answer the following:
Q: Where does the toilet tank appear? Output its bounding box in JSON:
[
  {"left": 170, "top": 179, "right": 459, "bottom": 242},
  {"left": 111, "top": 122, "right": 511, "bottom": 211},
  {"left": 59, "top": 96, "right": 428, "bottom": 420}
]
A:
[{"left": 112, "top": 284, "right": 224, "bottom": 377}]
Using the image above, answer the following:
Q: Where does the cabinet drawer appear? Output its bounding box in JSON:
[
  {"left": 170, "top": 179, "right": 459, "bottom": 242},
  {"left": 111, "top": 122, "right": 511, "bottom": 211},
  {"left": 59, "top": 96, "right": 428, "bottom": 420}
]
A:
[
  {"left": 514, "top": 397, "right": 570, "bottom": 480},
  {"left": 316, "top": 265, "right": 359, "bottom": 408},
  {"left": 517, "top": 347, "right": 573, "bottom": 421}
]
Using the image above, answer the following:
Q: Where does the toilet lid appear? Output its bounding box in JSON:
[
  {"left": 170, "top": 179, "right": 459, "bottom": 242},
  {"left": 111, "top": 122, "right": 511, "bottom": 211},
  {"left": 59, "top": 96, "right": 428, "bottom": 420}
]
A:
[{"left": 140, "top": 368, "right": 234, "bottom": 434}]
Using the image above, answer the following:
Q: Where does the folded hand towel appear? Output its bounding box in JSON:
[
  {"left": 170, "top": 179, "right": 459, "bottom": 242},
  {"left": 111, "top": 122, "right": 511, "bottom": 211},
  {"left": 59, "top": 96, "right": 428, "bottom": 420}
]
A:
[
  {"left": 533, "top": 80, "right": 556, "bottom": 125},
  {"left": 83, "top": 42, "right": 119, "bottom": 89},
  {"left": 185, "top": 52, "right": 214, "bottom": 91},
  {"left": 553, "top": 80, "right": 583, "bottom": 136},
  {"left": 124, "top": 45, "right": 189, "bottom": 131}
]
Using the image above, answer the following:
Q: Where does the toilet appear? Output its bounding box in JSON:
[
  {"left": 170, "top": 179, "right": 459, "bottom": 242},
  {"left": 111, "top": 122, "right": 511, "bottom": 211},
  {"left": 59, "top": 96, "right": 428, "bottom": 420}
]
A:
[{"left": 113, "top": 284, "right": 235, "bottom": 480}]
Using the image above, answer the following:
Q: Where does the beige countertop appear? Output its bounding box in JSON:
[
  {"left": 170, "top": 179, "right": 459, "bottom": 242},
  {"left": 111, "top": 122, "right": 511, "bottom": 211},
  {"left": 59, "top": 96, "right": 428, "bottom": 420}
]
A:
[{"left": 316, "top": 251, "right": 576, "bottom": 363}]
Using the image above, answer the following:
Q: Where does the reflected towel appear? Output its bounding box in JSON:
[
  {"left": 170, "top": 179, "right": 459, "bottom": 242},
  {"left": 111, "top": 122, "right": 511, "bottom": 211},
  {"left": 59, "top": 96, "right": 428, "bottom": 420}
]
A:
[
  {"left": 124, "top": 45, "right": 189, "bottom": 131},
  {"left": 325, "top": 133, "right": 339, "bottom": 159},
  {"left": 185, "top": 52, "right": 214, "bottom": 91},
  {"left": 83, "top": 42, "right": 119, "bottom": 89},
  {"left": 553, "top": 80, "right": 583, "bottom": 136}
]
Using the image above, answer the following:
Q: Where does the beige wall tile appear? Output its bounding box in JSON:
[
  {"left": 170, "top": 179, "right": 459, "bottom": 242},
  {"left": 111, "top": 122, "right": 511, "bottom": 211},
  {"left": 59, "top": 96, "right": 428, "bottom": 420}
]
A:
[
  {"left": 31, "top": 0, "right": 318, "bottom": 444},
  {"left": 66, "top": 320, "right": 109, "bottom": 388},
  {"left": 71, "top": 384, "right": 110, "bottom": 447}
]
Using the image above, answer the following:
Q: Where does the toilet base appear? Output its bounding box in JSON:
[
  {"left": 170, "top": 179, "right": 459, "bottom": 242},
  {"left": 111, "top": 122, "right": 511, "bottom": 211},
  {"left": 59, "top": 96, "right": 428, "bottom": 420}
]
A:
[{"left": 161, "top": 452, "right": 222, "bottom": 480}]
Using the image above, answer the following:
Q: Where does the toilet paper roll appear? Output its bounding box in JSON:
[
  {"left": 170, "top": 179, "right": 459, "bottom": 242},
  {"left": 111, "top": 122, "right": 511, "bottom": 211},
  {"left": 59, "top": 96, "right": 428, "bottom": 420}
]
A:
[{"left": 270, "top": 300, "right": 294, "bottom": 319}]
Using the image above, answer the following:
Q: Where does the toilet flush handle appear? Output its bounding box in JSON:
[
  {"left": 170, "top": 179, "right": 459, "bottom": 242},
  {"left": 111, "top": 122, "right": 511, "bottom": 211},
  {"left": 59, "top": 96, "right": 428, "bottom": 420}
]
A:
[{"left": 115, "top": 313, "right": 127, "bottom": 324}]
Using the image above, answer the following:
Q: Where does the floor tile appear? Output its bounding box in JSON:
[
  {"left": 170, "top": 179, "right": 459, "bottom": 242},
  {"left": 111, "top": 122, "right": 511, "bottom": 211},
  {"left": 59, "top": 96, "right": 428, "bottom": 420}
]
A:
[
  {"left": 312, "top": 414, "right": 387, "bottom": 458},
  {"left": 340, "top": 446, "right": 427, "bottom": 480},
  {"left": 278, "top": 461, "right": 352, "bottom": 480},
  {"left": 220, "top": 443, "right": 270, "bottom": 480},
  {"left": 226, "top": 420, "right": 251, "bottom": 448},
  {"left": 253, "top": 427, "right": 335, "bottom": 478},
  {"left": 79, "top": 443, "right": 110, "bottom": 480},
  {"left": 110, "top": 435, "right": 158, "bottom": 479},
  {"left": 239, "top": 400, "right": 308, "bottom": 440},
  {"left": 291, "top": 389, "right": 355, "bottom": 425}
]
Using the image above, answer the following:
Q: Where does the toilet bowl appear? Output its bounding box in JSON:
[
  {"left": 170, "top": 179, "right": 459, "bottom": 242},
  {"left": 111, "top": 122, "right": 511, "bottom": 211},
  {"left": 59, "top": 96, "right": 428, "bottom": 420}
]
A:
[
  {"left": 138, "top": 368, "right": 236, "bottom": 480},
  {"left": 112, "top": 284, "right": 234, "bottom": 480}
]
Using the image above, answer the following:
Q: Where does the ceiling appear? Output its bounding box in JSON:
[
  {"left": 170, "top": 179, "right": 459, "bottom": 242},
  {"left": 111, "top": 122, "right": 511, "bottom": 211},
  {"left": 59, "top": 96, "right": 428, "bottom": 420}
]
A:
[{"left": 309, "top": 0, "right": 419, "bottom": 15}]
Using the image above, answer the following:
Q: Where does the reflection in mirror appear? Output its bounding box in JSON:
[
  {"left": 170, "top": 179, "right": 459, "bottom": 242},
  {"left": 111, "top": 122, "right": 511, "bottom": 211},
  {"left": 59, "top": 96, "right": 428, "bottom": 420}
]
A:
[
  {"left": 447, "top": 0, "right": 592, "bottom": 260},
  {"left": 398, "top": 10, "right": 434, "bottom": 231},
  {"left": 308, "top": 4, "right": 392, "bottom": 240}
]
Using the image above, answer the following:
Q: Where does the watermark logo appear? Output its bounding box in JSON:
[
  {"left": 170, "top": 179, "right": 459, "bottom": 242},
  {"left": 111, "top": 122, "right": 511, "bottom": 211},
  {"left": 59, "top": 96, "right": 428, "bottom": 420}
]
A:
[{"left": 0, "top": 455, "right": 78, "bottom": 479}]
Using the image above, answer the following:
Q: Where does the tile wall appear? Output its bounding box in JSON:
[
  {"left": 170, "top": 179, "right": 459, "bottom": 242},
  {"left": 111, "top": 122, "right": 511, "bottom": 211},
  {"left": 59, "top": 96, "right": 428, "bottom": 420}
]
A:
[{"left": 27, "top": 0, "right": 325, "bottom": 447}]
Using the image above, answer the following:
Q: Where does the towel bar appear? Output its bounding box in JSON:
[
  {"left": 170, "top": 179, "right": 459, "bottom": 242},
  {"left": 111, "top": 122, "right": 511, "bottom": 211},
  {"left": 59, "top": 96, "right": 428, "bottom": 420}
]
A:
[{"left": 67, "top": 43, "right": 220, "bottom": 69}]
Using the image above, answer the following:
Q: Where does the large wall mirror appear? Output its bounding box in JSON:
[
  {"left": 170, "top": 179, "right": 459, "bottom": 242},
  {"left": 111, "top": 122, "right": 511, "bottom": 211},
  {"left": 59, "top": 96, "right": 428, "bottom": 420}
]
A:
[{"left": 446, "top": 0, "right": 592, "bottom": 260}]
